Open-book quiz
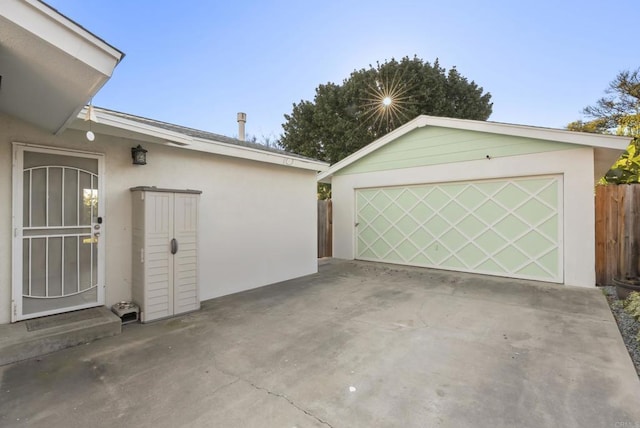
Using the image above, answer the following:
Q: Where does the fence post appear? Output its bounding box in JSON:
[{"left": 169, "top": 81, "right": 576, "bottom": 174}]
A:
[
  {"left": 595, "top": 185, "right": 619, "bottom": 285},
  {"left": 606, "top": 185, "right": 618, "bottom": 285},
  {"left": 631, "top": 185, "right": 640, "bottom": 278},
  {"left": 317, "top": 200, "right": 333, "bottom": 258},
  {"left": 327, "top": 199, "right": 333, "bottom": 258},
  {"left": 619, "top": 186, "right": 628, "bottom": 279},
  {"left": 595, "top": 186, "right": 606, "bottom": 285}
]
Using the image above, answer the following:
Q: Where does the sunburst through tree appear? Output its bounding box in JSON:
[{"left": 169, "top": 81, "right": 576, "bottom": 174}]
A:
[
  {"left": 360, "top": 68, "right": 416, "bottom": 134},
  {"left": 280, "top": 56, "right": 493, "bottom": 165}
]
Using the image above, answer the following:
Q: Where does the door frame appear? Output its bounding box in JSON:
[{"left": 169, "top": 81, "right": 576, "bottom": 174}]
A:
[{"left": 11, "top": 143, "right": 106, "bottom": 322}]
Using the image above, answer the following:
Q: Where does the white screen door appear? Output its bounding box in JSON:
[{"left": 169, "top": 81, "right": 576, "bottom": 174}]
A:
[{"left": 12, "top": 144, "right": 105, "bottom": 322}]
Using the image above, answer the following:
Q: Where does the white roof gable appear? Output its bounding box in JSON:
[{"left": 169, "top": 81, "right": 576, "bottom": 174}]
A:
[
  {"left": 0, "top": 0, "right": 123, "bottom": 133},
  {"left": 318, "top": 115, "right": 632, "bottom": 182}
]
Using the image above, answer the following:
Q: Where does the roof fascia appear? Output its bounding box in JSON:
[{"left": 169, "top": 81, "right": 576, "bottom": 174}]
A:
[
  {"left": 2, "top": 0, "right": 124, "bottom": 73},
  {"left": 317, "top": 116, "right": 427, "bottom": 182},
  {"left": 91, "top": 109, "right": 194, "bottom": 146},
  {"left": 424, "top": 116, "right": 631, "bottom": 149},
  {"left": 81, "top": 108, "right": 329, "bottom": 172},
  {"left": 318, "top": 115, "right": 632, "bottom": 182},
  {"left": 187, "top": 137, "right": 329, "bottom": 171}
]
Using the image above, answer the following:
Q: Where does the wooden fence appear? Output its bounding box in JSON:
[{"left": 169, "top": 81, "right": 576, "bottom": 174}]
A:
[
  {"left": 316, "top": 189, "right": 639, "bottom": 280},
  {"left": 595, "top": 184, "right": 640, "bottom": 285},
  {"left": 318, "top": 199, "right": 332, "bottom": 258}
]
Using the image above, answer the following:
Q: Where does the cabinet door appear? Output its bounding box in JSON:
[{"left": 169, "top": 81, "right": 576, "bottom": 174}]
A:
[
  {"left": 144, "top": 192, "right": 174, "bottom": 321},
  {"left": 173, "top": 193, "right": 199, "bottom": 315}
]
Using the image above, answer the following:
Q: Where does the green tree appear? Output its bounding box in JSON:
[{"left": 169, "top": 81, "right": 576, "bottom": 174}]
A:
[
  {"left": 280, "top": 56, "right": 493, "bottom": 165},
  {"left": 566, "top": 117, "right": 609, "bottom": 134},
  {"left": 582, "top": 69, "right": 640, "bottom": 136},
  {"left": 568, "top": 68, "right": 640, "bottom": 184}
]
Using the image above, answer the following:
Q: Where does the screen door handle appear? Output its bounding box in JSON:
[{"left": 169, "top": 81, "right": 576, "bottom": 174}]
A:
[{"left": 170, "top": 238, "right": 178, "bottom": 255}]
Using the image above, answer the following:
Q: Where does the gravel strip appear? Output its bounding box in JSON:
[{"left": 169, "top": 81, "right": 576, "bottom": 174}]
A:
[{"left": 602, "top": 286, "right": 640, "bottom": 378}]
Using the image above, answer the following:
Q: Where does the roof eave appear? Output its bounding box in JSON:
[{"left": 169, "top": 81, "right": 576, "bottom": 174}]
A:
[
  {"left": 0, "top": 0, "right": 124, "bottom": 133},
  {"left": 318, "top": 115, "right": 632, "bottom": 182},
  {"left": 26, "top": 0, "right": 124, "bottom": 67},
  {"left": 70, "top": 108, "right": 329, "bottom": 172},
  {"left": 317, "top": 117, "right": 428, "bottom": 182},
  {"left": 428, "top": 116, "right": 632, "bottom": 149}
]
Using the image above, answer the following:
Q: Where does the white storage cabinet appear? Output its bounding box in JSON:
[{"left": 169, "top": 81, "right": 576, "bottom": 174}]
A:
[{"left": 131, "top": 187, "right": 201, "bottom": 322}]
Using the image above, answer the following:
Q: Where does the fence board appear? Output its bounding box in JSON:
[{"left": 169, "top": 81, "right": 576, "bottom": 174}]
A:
[
  {"left": 595, "top": 186, "right": 607, "bottom": 285},
  {"left": 619, "top": 187, "right": 628, "bottom": 279},
  {"left": 595, "top": 184, "right": 640, "bottom": 285},
  {"left": 632, "top": 187, "right": 640, "bottom": 278},
  {"left": 318, "top": 200, "right": 332, "bottom": 258}
]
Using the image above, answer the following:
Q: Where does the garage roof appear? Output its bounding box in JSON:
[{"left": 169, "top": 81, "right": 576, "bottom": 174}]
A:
[{"left": 318, "top": 115, "right": 632, "bottom": 182}]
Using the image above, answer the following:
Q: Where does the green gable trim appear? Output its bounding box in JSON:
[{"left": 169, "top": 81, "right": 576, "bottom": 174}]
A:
[{"left": 336, "top": 126, "right": 580, "bottom": 176}]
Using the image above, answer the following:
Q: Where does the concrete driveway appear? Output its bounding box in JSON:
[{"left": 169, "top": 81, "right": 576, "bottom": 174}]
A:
[{"left": 1, "top": 260, "right": 639, "bottom": 427}]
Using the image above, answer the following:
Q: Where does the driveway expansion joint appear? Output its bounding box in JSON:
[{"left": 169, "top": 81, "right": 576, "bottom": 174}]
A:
[
  {"left": 244, "top": 379, "right": 334, "bottom": 428},
  {"left": 209, "top": 355, "right": 334, "bottom": 427}
]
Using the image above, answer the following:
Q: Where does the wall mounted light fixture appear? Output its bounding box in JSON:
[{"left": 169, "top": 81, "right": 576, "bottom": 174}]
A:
[
  {"left": 131, "top": 145, "right": 148, "bottom": 165},
  {"left": 85, "top": 103, "right": 98, "bottom": 141}
]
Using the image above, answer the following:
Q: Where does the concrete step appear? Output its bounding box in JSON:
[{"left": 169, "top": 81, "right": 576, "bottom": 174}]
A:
[{"left": 0, "top": 306, "right": 121, "bottom": 366}]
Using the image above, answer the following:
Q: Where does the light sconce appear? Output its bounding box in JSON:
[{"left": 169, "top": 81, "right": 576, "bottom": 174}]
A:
[
  {"left": 131, "top": 145, "right": 148, "bottom": 165},
  {"left": 84, "top": 103, "right": 98, "bottom": 141}
]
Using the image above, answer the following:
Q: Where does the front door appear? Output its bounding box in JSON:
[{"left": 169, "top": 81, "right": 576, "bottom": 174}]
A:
[{"left": 12, "top": 144, "right": 105, "bottom": 322}]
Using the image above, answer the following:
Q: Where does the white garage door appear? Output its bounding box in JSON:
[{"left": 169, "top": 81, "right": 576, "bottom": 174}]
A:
[{"left": 356, "top": 175, "right": 563, "bottom": 282}]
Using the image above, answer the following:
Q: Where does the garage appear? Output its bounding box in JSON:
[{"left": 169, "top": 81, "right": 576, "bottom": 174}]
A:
[
  {"left": 319, "top": 115, "right": 630, "bottom": 287},
  {"left": 355, "top": 175, "right": 562, "bottom": 282}
]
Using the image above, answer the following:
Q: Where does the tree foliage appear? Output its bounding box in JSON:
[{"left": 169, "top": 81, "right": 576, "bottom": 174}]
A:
[
  {"left": 566, "top": 117, "right": 610, "bottom": 134},
  {"left": 603, "top": 140, "right": 640, "bottom": 184},
  {"left": 583, "top": 69, "right": 640, "bottom": 135},
  {"left": 280, "top": 56, "right": 493, "bottom": 164},
  {"left": 568, "top": 68, "right": 640, "bottom": 184}
]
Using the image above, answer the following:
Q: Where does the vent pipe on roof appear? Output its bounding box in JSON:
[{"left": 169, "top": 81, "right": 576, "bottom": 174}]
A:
[{"left": 237, "top": 112, "right": 246, "bottom": 141}]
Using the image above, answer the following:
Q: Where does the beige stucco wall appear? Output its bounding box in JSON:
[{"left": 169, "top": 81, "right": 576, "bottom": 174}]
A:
[
  {"left": 0, "top": 113, "right": 318, "bottom": 324},
  {"left": 331, "top": 148, "right": 597, "bottom": 287}
]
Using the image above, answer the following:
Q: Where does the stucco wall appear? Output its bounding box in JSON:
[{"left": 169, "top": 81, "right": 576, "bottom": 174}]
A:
[
  {"left": 0, "top": 113, "right": 318, "bottom": 324},
  {"left": 331, "top": 148, "right": 596, "bottom": 287}
]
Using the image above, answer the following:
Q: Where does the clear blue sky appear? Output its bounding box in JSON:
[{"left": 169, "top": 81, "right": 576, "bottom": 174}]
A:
[{"left": 48, "top": 0, "right": 638, "bottom": 140}]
